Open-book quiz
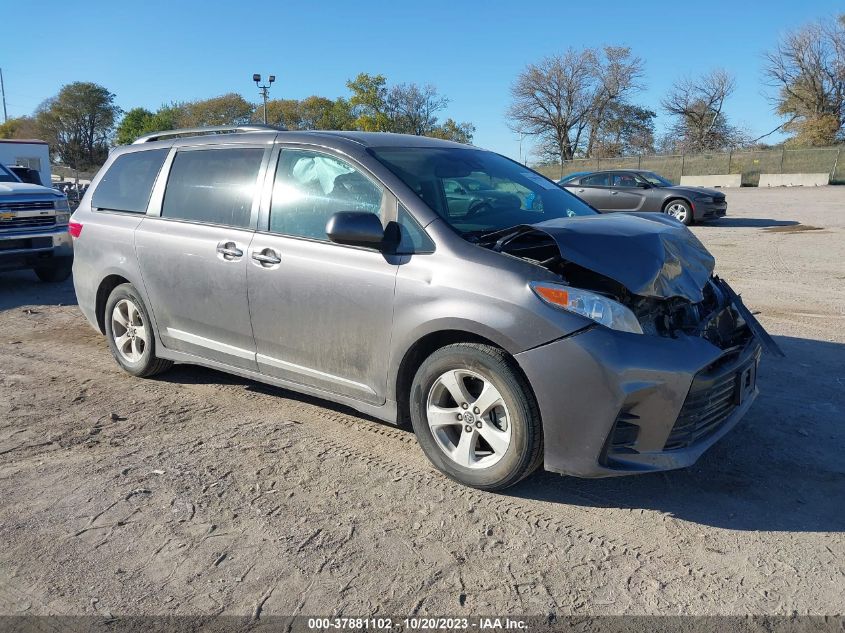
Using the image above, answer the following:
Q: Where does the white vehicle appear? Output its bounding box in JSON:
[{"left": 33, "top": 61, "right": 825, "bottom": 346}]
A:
[
  {"left": 0, "top": 161, "right": 73, "bottom": 282},
  {"left": 0, "top": 139, "right": 52, "bottom": 186}
]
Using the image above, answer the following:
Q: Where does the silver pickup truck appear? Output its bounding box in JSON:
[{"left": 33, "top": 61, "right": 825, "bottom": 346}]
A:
[{"left": 0, "top": 162, "right": 73, "bottom": 282}]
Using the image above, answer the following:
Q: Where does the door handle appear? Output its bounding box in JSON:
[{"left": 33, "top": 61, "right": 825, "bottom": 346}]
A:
[
  {"left": 577, "top": 188, "right": 585, "bottom": 193},
  {"left": 610, "top": 191, "right": 618, "bottom": 195},
  {"left": 216, "top": 241, "right": 243, "bottom": 260},
  {"left": 252, "top": 248, "right": 281, "bottom": 266}
]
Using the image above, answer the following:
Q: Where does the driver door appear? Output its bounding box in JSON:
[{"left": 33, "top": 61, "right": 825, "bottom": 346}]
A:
[{"left": 607, "top": 172, "right": 647, "bottom": 211}]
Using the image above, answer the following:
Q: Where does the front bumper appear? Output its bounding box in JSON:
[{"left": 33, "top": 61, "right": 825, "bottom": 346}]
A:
[
  {"left": 0, "top": 226, "right": 73, "bottom": 272},
  {"left": 693, "top": 200, "right": 728, "bottom": 220},
  {"left": 515, "top": 326, "right": 761, "bottom": 477}
]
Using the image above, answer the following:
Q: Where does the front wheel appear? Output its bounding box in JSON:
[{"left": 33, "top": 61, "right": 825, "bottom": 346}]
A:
[
  {"left": 663, "top": 200, "right": 694, "bottom": 226},
  {"left": 104, "top": 283, "right": 173, "bottom": 378},
  {"left": 409, "top": 343, "right": 543, "bottom": 491}
]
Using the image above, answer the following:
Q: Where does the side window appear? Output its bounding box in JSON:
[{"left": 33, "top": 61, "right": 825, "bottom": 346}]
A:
[
  {"left": 161, "top": 147, "right": 264, "bottom": 228},
  {"left": 269, "top": 149, "right": 382, "bottom": 240},
  {"left": 581, "top": 173, "right": 610, "bottom": 187},
  {"left": 395, "top": 205, "right": 435, "bottom": 254},
  {"left": 611, "top": 173, "right": 638, "bottom": 188},
  {"left": 92, "top": 148, "right": 169, "bottom": 213}
]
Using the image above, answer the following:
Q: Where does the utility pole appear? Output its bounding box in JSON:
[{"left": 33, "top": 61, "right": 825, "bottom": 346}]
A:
[
  {"left": 0, "top": 68, "right": 7, "bottom": 123},
  {"left": 252, "top": 73, "right": 275, "bottom": 125}
]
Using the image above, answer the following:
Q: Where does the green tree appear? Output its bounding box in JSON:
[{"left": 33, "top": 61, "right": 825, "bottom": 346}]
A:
[
  {"left": 347, "top": 73, "right": 391, "bottom": 131},
  {"left": 0, "top": 115, "right": 39, "bottom": 139},
  {"left": 175, "top": 93, "right": 254, "bottom": 128},
  {"left": 429, "top": 118, "right": 475, "bottom": 144},
  {"left": 35, "top": 81, "right": 121, "bottom": 173},
  {"left": 115, "top": 105, "right": 179, "bottom": 145},
  {"left": 261, "top": 99, "right": 302, "bottom": 129}
]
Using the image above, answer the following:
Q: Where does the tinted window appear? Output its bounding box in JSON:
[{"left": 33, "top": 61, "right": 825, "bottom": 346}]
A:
[
  {"left": 370, "top": 147, "right": 595, "bottom": 239},
  {"left": 581, "top": 173, "right": 610, "bottom": 186},
  {"left": 92, "top": 149, "right": 168, "bottom": 213},
  {"left": 396, "top": 205, "right": 434, "bottom": 254},
  {"left": 0, "top": 164, "right": 19, "bottom": 183},
  {"left": 611, "top": 173, "right": 639, "bottom": 187},
  {"left": 269, "top": 149, "right": 382, "bottom": 240},
  {"left": 161, "top": 148, "right": 264, "bottom": 228}
]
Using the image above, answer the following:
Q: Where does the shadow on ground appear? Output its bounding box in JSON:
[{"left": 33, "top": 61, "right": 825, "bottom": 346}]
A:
[
  {"left": 0, "top": 271, "right": 76, "bottom": 310},
  {"left": 703, "top": 218, "right": 799, "bottom": 228}
]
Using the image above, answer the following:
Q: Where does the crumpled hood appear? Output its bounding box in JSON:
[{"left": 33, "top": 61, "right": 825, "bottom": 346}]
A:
[{"left": 530, "top": 212, "right": 716, "bottom": 303}]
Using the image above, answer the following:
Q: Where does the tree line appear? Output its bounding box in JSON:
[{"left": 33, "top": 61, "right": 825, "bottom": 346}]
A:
[
  {"left": 0, "top": 72, "right": 475, "bottom": 175},
  {"left": 0, "top": 13, "right": 842, "bottom": 173},
  {"left": 509, "top": 13, "right": 845, "bottom": 164}
]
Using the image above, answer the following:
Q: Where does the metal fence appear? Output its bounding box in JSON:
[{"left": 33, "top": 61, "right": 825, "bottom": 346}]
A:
[{"left": 534, "top": 146, "right": 845, "bottom": 186}]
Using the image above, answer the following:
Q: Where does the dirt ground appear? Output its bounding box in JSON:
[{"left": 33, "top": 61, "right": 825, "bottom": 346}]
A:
[{"left": 0, "top": 186, "right": 843, "bottom": 620}]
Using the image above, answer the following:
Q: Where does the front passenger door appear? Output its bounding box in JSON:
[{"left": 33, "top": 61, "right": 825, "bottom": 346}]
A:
[
  {"left": 569, "top": 173, "right": 612, "bottom": 210},
  {"left": 247, "top": 147, "right": 399, "bottom": 404}
]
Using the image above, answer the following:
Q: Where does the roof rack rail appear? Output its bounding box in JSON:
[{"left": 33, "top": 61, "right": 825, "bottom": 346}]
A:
[{"left": 132, "top": 124, "right": 285, "bottom": 144}]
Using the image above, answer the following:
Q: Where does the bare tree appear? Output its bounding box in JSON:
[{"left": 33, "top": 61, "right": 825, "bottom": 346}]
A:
[
  {"left": 386, "top": 83, "right": 449, "bottom": 136},
  {"left": 507, "top": 47, "right": 644, "bottom": 163},
  {"left": 764, "top": 15, "right": 845, "bottom": 146},
  {"left": 661, "top": 69, "right": 740, "bottom": 152}
]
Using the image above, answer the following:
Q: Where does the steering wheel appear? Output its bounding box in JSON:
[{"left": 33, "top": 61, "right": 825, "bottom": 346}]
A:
[{"left": 465, "top": 200, "right": 494, "bottom": 220}]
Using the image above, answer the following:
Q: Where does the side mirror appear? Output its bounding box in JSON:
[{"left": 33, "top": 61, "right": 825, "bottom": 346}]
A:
[
  {"left": 326, "top": 211, "right": 385, "bottom": 249},
  {"left": 637, "top": 182, "right": 651, "bottom": 188}
]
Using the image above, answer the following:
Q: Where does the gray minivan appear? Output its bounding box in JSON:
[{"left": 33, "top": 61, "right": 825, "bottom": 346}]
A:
[{"left": 71, "top": 126, "right": 777, "bottom": 490}]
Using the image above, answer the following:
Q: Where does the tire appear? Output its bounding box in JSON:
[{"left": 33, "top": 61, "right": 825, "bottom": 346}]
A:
[
  {"left": 663, "top": 199, "right": 694, "bottom": 226},
  {"left": 33, "top": 258, "right": 72, "bottom": 283},
  {"left": 409, "top": 343, "right": 543, "bottom": 491},
  {"left": 104, "top": 283, "right": 173, "bottom": 378}
]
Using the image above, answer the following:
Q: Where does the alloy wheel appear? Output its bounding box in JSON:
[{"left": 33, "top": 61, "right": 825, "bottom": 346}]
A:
[
  {"left": 426, "top": 369, "right": 512, "bottom": 469},
  {"left": 111, "top": 299, "right": 148, "bottom": 363},
  {"left": 665, "top": 202, "right": 689, "bottom": 223}
]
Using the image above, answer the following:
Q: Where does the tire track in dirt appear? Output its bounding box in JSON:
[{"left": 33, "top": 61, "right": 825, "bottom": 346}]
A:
[{"left": 0, "top": 314, "right": 664, "bottom": 562}]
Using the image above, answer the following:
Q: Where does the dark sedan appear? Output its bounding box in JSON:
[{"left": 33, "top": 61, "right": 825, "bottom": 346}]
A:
[{"left": 558, "top": 169, "right": 727, "bottom": 225}]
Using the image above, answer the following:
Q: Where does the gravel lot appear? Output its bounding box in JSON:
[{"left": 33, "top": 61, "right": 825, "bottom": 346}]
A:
[{"left": 0, "top": 186, "right": 843, "bottom": 620}]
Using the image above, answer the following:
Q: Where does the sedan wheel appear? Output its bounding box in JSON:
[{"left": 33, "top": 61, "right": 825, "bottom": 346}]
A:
[{"left": 664, "top": 200, "right": 693, "bottom": 225}]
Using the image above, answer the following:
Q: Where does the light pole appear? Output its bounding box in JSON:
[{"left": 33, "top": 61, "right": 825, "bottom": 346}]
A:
[{"left": 253, "top": 73, "right": 275, "bottom": 125}]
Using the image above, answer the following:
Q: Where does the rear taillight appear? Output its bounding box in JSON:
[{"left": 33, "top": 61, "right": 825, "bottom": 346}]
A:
[{"left": 68, "top": 222, "right": 83, "bottom": 238}]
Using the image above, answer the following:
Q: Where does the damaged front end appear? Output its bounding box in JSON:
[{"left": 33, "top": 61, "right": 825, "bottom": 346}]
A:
[
  {"left": 501, "top": 213, "right": 782, "bottom": 476},
  {"left": 484, "top": 213, "right": 783, "bottom": 356}
]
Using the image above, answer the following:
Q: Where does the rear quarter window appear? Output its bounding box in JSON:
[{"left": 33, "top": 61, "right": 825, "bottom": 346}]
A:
[{"left": 92, "top": 148, "right": 169, "bottom": 213}]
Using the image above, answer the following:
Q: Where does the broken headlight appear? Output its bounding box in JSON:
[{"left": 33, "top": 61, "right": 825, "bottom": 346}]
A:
[{"left": 530, "top": 282, "right": 643, "bottom": 334}]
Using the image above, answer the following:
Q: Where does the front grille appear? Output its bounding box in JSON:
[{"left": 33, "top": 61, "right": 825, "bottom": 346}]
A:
[
  {"left": 664, "top": 364, "right": 743, "bottom": 450},
  {"left": 0, "top": 216, "right": 57, "bottom": 230},
  {"left": 0, "top": 200, "right": 55, "bottom": 212}
]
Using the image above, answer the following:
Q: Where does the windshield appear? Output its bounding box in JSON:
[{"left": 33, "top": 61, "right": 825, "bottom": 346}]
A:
[
  {"left": 639, "top": 171, "right": 673, "bottom": 187},
  {"left": 370, "top": 147, "right": 596, "bottom": 237},
  {"left": 0, "top": 164, "right": 21, "bottom": 183}
]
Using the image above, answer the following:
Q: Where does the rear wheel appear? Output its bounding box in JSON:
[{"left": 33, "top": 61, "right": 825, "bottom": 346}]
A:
[
  {"left": 33, "top": 258, "right": 72, "bottom": 283},
  {"left": 104, "top": 283, "right": 173, "bottom": 378},
  {"left": 663, "top": 199, "right": 694, "bottom": 226},
  {"left": 409, "top": 343, "right": 543, "bottom": 491}
]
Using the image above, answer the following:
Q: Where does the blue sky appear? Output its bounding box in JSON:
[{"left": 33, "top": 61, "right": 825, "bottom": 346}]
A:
[{"left": 1, "top": 0, "right": 842, "bottom": 159}]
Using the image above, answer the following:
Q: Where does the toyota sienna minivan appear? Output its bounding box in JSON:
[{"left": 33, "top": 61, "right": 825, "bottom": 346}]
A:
[{"left": 71, "top": 125, "right": 779, "bottom": 490}]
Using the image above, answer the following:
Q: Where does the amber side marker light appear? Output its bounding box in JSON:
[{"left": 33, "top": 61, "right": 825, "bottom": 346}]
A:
[{"left": 534, "top": 285, "right": 569, "bottom": 307}]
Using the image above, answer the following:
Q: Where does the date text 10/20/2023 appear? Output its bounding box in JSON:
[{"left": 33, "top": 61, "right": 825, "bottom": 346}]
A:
[{"left": 306, "top": 617, "right": 528, "bottom": 630}]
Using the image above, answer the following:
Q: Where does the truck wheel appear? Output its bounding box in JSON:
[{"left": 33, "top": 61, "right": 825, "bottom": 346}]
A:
[
  {"left": 409, "top": 343, "right": 543, "bottom": 491},
  {"left": 104, "top": 283, "right": 173, "bottom": 378},
  {"left": 33, "top": 258, "right": 72, "bottom": 282}
]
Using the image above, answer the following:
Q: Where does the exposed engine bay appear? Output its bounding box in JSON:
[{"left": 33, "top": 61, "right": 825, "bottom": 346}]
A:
[{"left": 478, "top": 214, "right": 784, "bottom": 356}]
